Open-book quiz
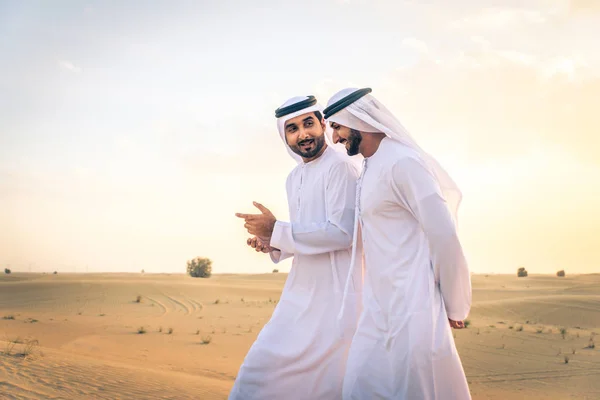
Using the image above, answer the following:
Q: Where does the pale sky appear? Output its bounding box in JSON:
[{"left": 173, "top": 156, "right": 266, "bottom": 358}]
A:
[{"left": 1, "top": 0, "right": 599, "bottom": 275}]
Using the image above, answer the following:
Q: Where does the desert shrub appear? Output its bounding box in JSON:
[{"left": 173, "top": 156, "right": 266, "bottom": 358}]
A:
[
  {"left": 187, "top": 257, "right": 212, "bottom": 278},
  {"left": 517, "top": 267, "right": 528, "bottom": 277},
  {"left": 557, "top": 270, "right": 565, "bottom": 277},
  {"left": 464, "top": 319, "right": 471, "bottom": 328},
  {"left": 135, "top": 295, "right": 142, "bottom": 303},
  {"left": 4, "top": 268, "right": 10, "bottom": 274},
  {"left": 201, "top": 335, "right": 212, "bottom": 344},
  {"left": 272, "top": 269, "right": 279, "bottom": 273},
  {"left": 137, "top": 326, "right": 146, "bottom": 334},
  {"left": 18, "top": 339, "right": 39, "bottom": 358}
]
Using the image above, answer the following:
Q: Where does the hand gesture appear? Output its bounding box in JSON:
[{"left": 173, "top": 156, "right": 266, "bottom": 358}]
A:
[
  {"left": 235, "top": 202, "right": 277, "bottom": 239},
  {"left": 247, "top": 236, "right": 273, "bottom": 253}
]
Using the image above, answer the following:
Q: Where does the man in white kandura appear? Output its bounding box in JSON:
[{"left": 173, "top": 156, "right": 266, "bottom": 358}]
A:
[
  {"left": 230, "top": 95, "right": 363, "bottom": 400},
  {"left": 324, "top": 88, "right": 472, "bottom": 399}
]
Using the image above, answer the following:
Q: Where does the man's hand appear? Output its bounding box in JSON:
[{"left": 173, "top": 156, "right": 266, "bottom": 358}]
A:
[
  {"left": 247, "top": 236, "right": 274, "bottom": 253},
  {"left": 449, "top": 319, "right": 465, "bottom": 329},
  {"left": 235, "top": 202, "right": 277, "bottom": 238}
]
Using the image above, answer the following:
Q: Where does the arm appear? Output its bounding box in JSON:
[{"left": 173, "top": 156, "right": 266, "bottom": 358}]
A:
[
  {"left": 391, "top": 157, "right": 471, "bottom": 321},
  {"left": 270, "top": 161, "right": 358, "bottom": 256}
]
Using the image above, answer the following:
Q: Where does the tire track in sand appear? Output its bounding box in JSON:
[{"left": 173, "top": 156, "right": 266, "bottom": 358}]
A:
[
  {"left": 145, "top": 297, "right": 168, "bottom": 316},
  {"left": 164, "top": 295, "right": 192, "bottom": 315},
  {"left": 188, "top": 298, "right": 205, "bottom": 314}
]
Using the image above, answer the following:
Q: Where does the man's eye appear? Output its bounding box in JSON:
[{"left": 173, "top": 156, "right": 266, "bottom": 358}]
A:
[{"left": 305, "top": 121, "right": 313, "bottom": 127}]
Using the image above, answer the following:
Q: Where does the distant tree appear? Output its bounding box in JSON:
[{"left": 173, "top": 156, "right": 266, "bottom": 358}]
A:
[
  {"left": 187, "top": 257, "right": 212, "bottom": 278},
  {"left": 141, "top": 269, "right": 145, "bottom": 274},
  {"left": 272, "top": 269, "right": 279, "bottom": 273},
  {"left": 53, "top": 271, "right": 58, "bottom": 275},
  {"left": 556, "top": 270, "right": 565, "bottom": 277},
  {"left": 4, "top": 268, "right": 11, "bottom": 274},
  {"left": 517, "top": 267, "right": 528, "bottom": 278}
]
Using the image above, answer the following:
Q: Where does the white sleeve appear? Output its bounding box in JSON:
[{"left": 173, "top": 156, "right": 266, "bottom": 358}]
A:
[
  {"left": 269, "top": 161, "right": 357, "bottom": 256},
  {"left": 391, "top": 157, "right": 471, "bottom": 321},
  {"left": 269, "top": 248, "right": 293, "bottom": 264}
]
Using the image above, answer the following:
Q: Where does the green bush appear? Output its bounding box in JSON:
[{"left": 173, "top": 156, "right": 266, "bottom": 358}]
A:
[{"left": 187, "top": 257, "right": 212, "bottom": 278}]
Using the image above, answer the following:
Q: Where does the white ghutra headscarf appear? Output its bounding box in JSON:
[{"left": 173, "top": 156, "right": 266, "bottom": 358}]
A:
[{"left": 324, "top": 87, "right": 462, "bottom": 227}]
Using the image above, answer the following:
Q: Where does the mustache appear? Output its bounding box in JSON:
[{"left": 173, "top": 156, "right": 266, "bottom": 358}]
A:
[{"left": 298, "top": 138, "right": 315, "bottom": 145}]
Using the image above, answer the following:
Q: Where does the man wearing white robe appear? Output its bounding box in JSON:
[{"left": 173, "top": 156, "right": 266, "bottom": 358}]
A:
[
  {"left": 324, "top": 88, "right": 472, "bottom": 399},
  {"left": 230, "top": 95, "right": 363, "bottom": 400}
]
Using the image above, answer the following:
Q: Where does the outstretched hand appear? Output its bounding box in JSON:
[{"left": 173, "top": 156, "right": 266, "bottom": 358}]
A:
[
  {"left": 449, "top": 319, "right": 465, "bottom": 329},
  {"left": 235, "top": 202, "right": 277, "bottom": 238}
]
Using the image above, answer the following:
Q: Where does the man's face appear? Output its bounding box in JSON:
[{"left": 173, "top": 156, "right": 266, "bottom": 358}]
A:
[
  {"left": 330, "top": 122, "right": 362, "bottom": 156},
  {"left": 284, "top": 112, "right": 326, "bottom": 159}
]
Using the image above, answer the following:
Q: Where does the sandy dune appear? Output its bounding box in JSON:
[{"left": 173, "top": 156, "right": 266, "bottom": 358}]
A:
[{"left": 1, "top": 273, "right": 599, "bottom": 399}]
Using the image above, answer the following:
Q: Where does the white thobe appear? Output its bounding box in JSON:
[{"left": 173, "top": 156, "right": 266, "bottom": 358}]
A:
[
  {"left": 229, "top": 146, "right": 362, "bottom": 400},
  {"left": 343, "top": 138, "right": 472, "bottom": 400}
]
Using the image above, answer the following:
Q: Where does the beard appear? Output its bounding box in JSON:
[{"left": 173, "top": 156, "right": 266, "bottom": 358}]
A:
[
  {"left": 290, "top": 134, "right": 326, "bottom": 159},
  {"left": 345, "top": 129, "right": 362, "bottom": 156}
]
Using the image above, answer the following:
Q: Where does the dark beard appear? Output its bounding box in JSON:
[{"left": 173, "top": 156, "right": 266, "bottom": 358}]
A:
[
  {"left": 290, "top": 134, "right": 326, "bottom": 159},
  {"left": 346, "top": 129, "right": 362, "bottom": 156}
]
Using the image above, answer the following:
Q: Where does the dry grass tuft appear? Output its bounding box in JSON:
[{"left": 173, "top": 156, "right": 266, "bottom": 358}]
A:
[{"left": 201, "top": 335, "right": 212, "bottom": 345}]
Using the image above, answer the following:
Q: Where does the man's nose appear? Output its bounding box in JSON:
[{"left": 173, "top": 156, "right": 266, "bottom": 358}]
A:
[
  {"left": 299, "top": 129, "right": 310, "bottom": 140},
  {"left": 332, "top": 131, "right": 340, "bottom": 144}
]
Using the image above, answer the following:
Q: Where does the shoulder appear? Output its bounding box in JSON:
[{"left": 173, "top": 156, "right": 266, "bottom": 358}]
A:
[
  {"left": 286, "top": 164, "right": 302, "bottom": 185},
  {"left": 387, "top": 147, "right": 442, "bottom": 201},
  {"left": 326, "top": 150, "right": 360, "bottom": 179},
  {"left": 384, "top": 144, "right": 433, "bottom": 184},
  {"left": 382, "top": 139, "right": 421, "bottom": 163}
]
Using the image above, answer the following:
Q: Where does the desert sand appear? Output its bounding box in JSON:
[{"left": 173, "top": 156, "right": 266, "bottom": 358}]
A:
[{"left": 1, "top": 272, "right": 599, "bottom": 399}]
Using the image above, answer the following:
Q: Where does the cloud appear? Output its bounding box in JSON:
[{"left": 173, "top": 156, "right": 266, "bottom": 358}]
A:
[
  {"left": 58, "top": 60, "right": 82, "bottom": 73},
  {"left": 451, "top": 7, "right": 547, "bottom": 30},
  {"left": 494, "top": 50, "right": 536, "bottom": 66},
  {"left": 540, "top": 56, "right": 591, "bottom": 81},
  {"left": 401, "top": 38, "right": 429, "bottom": 54}
]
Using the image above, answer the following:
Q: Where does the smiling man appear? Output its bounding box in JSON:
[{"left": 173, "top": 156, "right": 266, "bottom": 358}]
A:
[
  {"left": 230, "top": 95, "right": 362, "bottom": 400},
  {"left": 325, "top": 88, "right": 472, "bottom": 399}
]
